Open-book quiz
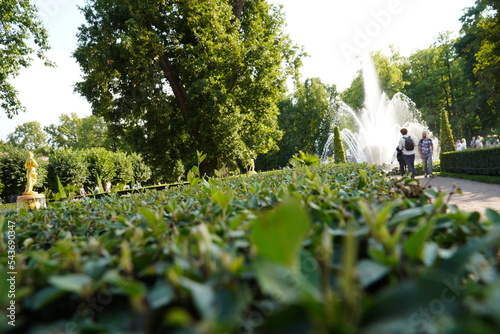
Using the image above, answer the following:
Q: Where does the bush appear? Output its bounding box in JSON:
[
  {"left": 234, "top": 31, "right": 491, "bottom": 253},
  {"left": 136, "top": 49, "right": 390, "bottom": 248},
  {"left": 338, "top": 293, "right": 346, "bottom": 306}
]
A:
[
  {"left": 0, "top": 146, "right": 48, "bottom": 199},
  {"left": 129, "top": 152, "right": 152, "bottom": 184},
  {"left": 333, "top": 125, "right": 347, "bottom": 163},
  {"left": 2, "top": 164, "right": 500, "bottom": 333},
  {"left": 441, "top": 146, "right": 500, "bottom": 175},
  {"left": 111, "top": 151, "right": 134, "bottom": 185},
  {"left": 47, "top": 148, "right": 89, "bottom": 191},
  {"left": 84, "top": 147, "right": 116, "bottom": 185},
  {"left": 289, "top": 150, "right": 320, "bottom": 167}
]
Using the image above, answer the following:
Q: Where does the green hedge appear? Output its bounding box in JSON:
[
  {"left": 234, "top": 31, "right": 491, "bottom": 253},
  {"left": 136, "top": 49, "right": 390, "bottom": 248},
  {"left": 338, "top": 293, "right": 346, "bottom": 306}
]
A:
[
  {"left": 441, "top": 146, "right": 500, "bottom": 175},
  {"left": 1, "top": 163, "right": 500, "bottom": 333}
]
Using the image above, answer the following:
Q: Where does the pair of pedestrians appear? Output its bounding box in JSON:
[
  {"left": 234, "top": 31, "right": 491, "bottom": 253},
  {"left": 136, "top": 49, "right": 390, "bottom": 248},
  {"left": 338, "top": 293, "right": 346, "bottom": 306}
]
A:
[{"left": 398, "top": 128, "right": 434, "bottom": 178}]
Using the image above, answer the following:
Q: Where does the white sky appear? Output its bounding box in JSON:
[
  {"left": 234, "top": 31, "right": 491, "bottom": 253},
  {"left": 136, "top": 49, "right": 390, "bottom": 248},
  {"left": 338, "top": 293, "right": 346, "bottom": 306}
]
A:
[{"left": 0, "top": 0, "right": 476, "bottom": 140}]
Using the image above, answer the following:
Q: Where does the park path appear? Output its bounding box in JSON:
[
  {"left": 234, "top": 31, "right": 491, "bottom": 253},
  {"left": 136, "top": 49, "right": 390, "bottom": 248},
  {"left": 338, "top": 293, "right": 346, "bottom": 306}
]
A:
[{"left": 417, "top": 175, "right": 500, "bottom": 219}]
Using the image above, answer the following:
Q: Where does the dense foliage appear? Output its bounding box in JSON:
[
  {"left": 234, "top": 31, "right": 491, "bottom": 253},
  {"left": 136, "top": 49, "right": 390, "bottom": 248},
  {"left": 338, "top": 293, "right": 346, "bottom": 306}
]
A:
[
  {"left": 0, "top": 145, "right": 151, "bottom": 201},
  {"left": 1, "top": 164, "right": 500, "bottom": 333},
  {"left": 441, "top": 146, "right": 500, "bottom": 175},
  {"left": 439, "top": 108, "right": 456, "bottom": 155},
  {"left": 73, "top": 0, "right": 302, "bottom": 176},
  {"left": 0, "top": 0, "right": 52, "bottom": 118},
  {"left": 44, "top": 113, "right": 119, "bottom": 151},
  {"left": 7, "top": 122, "right": 48, "bottom": 150},
  {"left": 0, "top": 146, "right": 48, "bottom": 198},
  {"left": 333, "top": 125, "right": 347, "bottom": 164},
  {"left": 259, "top": 78, "right": 337, "bottom": 169},
  {"left": 455, "top": 0, "right": 500, "bottom": 132}
]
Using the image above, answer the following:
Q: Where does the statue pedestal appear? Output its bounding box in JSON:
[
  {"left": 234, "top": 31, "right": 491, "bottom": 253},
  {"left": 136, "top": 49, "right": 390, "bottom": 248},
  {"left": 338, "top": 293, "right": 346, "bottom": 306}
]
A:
[{"left": 17, "top": 193, "right": 46, "bottom": 210}]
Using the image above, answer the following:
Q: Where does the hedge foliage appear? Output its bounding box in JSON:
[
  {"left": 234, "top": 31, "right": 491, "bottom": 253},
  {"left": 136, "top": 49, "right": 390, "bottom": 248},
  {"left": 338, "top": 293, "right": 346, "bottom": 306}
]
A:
[
  {"left": 1, "top": 163, "right": 500, "bottom": 333},
  {"left": 441, "top": 146, "right": 500, "bottom": 175},
  {"left": 0, "top": 146, "right": 152, "bottom": 200}
]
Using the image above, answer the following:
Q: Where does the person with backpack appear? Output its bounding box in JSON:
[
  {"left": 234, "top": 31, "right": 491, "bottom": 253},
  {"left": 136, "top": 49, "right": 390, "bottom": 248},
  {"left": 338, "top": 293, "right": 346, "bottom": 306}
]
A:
[
  {"left": 418, "top": 131, "right": 434, "bottom": 178},
  {"left": 398, "top": 128, "right": 416, "bottom": 178},
  {"left": 396, "top": 146, "right": 406, "bottom": 176},
  {"left": 390, "top": 145, "right": 407, "bottom": 176}
]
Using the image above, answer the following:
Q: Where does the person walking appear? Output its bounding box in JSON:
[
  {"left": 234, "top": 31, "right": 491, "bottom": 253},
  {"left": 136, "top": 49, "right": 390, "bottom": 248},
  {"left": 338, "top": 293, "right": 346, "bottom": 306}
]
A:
[
  {"left": 418, "top": 131, "right": 434, "bottom": 178},
  {"left": 79, "top": 184, "right": 86, "bottom": 196},
  {"left": 399, "top": 128, "right": 416, "bottom": 178},
  {"left": 391, "top": 145, "right": 407, "bottom": 176},
  {"left": 396, "top": 146, "right": 406, "bottom": 176},
  {"left": 470, "top": 136, "right": 476, "bottom": 149},
  {"left": 475, "top": 136, "right": 483, "bottom": 149}
]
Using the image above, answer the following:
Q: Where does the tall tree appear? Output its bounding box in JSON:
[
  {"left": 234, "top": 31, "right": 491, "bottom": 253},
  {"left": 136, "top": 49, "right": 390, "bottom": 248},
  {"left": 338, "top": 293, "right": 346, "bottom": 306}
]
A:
[
  {"left": 455, "top": 0, "right": 500, "bottom": 133},
  {"left": 293, "top": 78, "right": 336, "bottom": 155},
  {"left": 7, "top": 121, "right": 48, "bottom": 149},
  {"left": 74, "top": 0, "right": 301, "bottom": 177},
  {"left": 401, "top": 34, "right": 472, "bottom": 138},
  {"left": 371, "top": 50, "right": 407, "bottom": 99},
  {"left": 264, "top": 78, "right": 336, "bottom": 168},
  {"left": 0, "top": 0, "right": 52, "bottom": 118},
  {"left": 340, "top": 73, "right": 364, "bottom": 113},
  {"left": 44, "top": 113, "right": 116, "bottom": 150},
  {"left": 341, "top": 50, "right": 407, "bottom": 113}
]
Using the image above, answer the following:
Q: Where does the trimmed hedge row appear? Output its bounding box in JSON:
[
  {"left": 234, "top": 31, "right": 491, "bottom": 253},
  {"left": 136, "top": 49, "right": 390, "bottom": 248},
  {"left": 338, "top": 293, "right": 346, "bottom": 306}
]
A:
[
  {"left": 440, "top": 146, "right": 500, "bottom": 175},
  {"left": 1, "top": 163, "right": 500, "bottom": 333}
]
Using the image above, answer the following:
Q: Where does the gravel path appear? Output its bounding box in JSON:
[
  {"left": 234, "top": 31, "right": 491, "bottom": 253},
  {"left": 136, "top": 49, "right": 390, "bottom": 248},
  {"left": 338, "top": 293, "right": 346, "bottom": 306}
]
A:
[{"left": 417, "top": 175, "right": 500, "bottom": 219}]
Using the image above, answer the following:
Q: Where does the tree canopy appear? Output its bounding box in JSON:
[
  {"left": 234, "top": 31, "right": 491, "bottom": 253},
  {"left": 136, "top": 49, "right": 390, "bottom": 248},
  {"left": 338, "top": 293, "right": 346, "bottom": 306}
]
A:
[
  {"left": 7, "top": 121, "right": 48, "bottom": 149},
  {"left": 0, "top": 0, "right": 51, "bottom": 118},
  {"left": 258, "top": 78, "right": 337, "bottom": 169},
  {"left": 74, "top": 0, "right": 302, "bottom": 177},
  {"left": 44, "top": 113, "right": 117, "bottom": 150},
  {"left": 455, "top": 0, "right": 500, "bottom": 132}
]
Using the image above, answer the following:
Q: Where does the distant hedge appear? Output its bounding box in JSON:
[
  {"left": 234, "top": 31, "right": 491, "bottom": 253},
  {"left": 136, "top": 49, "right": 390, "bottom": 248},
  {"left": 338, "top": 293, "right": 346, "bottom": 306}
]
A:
[{"left": 441, "top": 146, "right": 500, "bottom": 175}]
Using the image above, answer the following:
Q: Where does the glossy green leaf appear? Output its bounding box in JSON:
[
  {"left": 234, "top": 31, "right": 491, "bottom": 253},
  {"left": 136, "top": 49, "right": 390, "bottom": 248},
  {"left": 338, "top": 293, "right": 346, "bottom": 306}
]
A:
[
  {"left": 486, "top": 209, "right": 500, "bottom": 225},
  {"left": 180, "top": 278, "right": 215, "bottom": 319},
  {"left": 357, "top": 259, "right": 390, "bottom": 288},
  {"left": 48, "top": 274, "right": 92, "bottom": 294},
  {"left": 252, "top": 197, "right": 311, "bottom": 269},
  {"left": 404, "top": 221, "right": 435, "bottom": 260},
  {"left": 387, "top": 208, "right": 426, "bottom": 226}
]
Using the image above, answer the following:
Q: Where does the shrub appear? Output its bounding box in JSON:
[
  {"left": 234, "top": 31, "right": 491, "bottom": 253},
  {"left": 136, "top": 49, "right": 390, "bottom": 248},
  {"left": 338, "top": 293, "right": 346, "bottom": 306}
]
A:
[
  {"left": 0, "top": 146, "right": 48, "bottom": 198},
  {"left": 441, "top": 146, "right": 500, "bottom": 175},
  {"left": 1, "top": 164, "right": 500, "bottom": 333},
  {"left": 84, "top": 147, "right": 116, "bottom": 185},
  {"left": 111, "top": 151, "right": 134, "bottom": 185},
  {"left": 333, "top": 125, "right": 347, "bottom": 163},
  {"left": 129, "top": 152, "right": 152, "bottom": 184},
  {"left": 47, "top": 148, "right": 89, "bottom": 191},
  {"left": 289, "top": 150, "right": 320, "bottom": 167}
]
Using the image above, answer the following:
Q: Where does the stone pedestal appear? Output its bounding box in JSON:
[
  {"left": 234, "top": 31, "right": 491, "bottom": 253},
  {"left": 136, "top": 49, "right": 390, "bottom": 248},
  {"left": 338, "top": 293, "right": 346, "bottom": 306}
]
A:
[{"left": 17, "top": 193, "right": 46, "bottom": 210}]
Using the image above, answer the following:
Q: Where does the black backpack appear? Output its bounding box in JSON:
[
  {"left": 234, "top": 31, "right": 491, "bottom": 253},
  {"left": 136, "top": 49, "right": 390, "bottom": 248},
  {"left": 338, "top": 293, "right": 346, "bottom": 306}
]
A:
[{"left": 404, "top": 136, "right": 415, "bottom": 151}]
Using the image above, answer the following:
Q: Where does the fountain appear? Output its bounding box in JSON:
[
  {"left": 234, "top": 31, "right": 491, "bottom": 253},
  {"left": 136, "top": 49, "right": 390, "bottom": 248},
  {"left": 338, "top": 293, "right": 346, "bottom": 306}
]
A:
[{"left": 321, "top": 56, "right": 438, "bottom": 168}]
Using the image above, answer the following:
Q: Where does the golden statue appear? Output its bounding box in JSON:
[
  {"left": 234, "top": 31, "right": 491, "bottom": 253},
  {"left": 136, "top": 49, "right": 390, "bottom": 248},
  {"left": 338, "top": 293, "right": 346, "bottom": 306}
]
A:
[
  {"left": 23, "top": 151, "right": 38, "bottom": 195},
  {"left": 248, "top": 158, "right": 257, "bottom": 175}
]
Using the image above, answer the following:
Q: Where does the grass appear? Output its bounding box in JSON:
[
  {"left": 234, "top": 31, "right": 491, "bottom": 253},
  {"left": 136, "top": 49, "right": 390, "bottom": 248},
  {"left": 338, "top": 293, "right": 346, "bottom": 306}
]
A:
[
  {"left": 439, "top": 171, "right": 500, "bottom": 184},
  {"left": 0, "top": 202, "right": 17, "bottom": 212}
]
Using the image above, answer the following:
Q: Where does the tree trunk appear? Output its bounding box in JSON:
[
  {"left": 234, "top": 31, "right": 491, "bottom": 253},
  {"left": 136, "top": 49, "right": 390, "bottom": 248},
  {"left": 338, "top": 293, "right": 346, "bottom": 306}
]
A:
[
  {"left": 158, "top": 54, "right": 190, "bottom": 121},
  {"left": 232, "top": 0, "right": 246, "bottom": 19}
]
